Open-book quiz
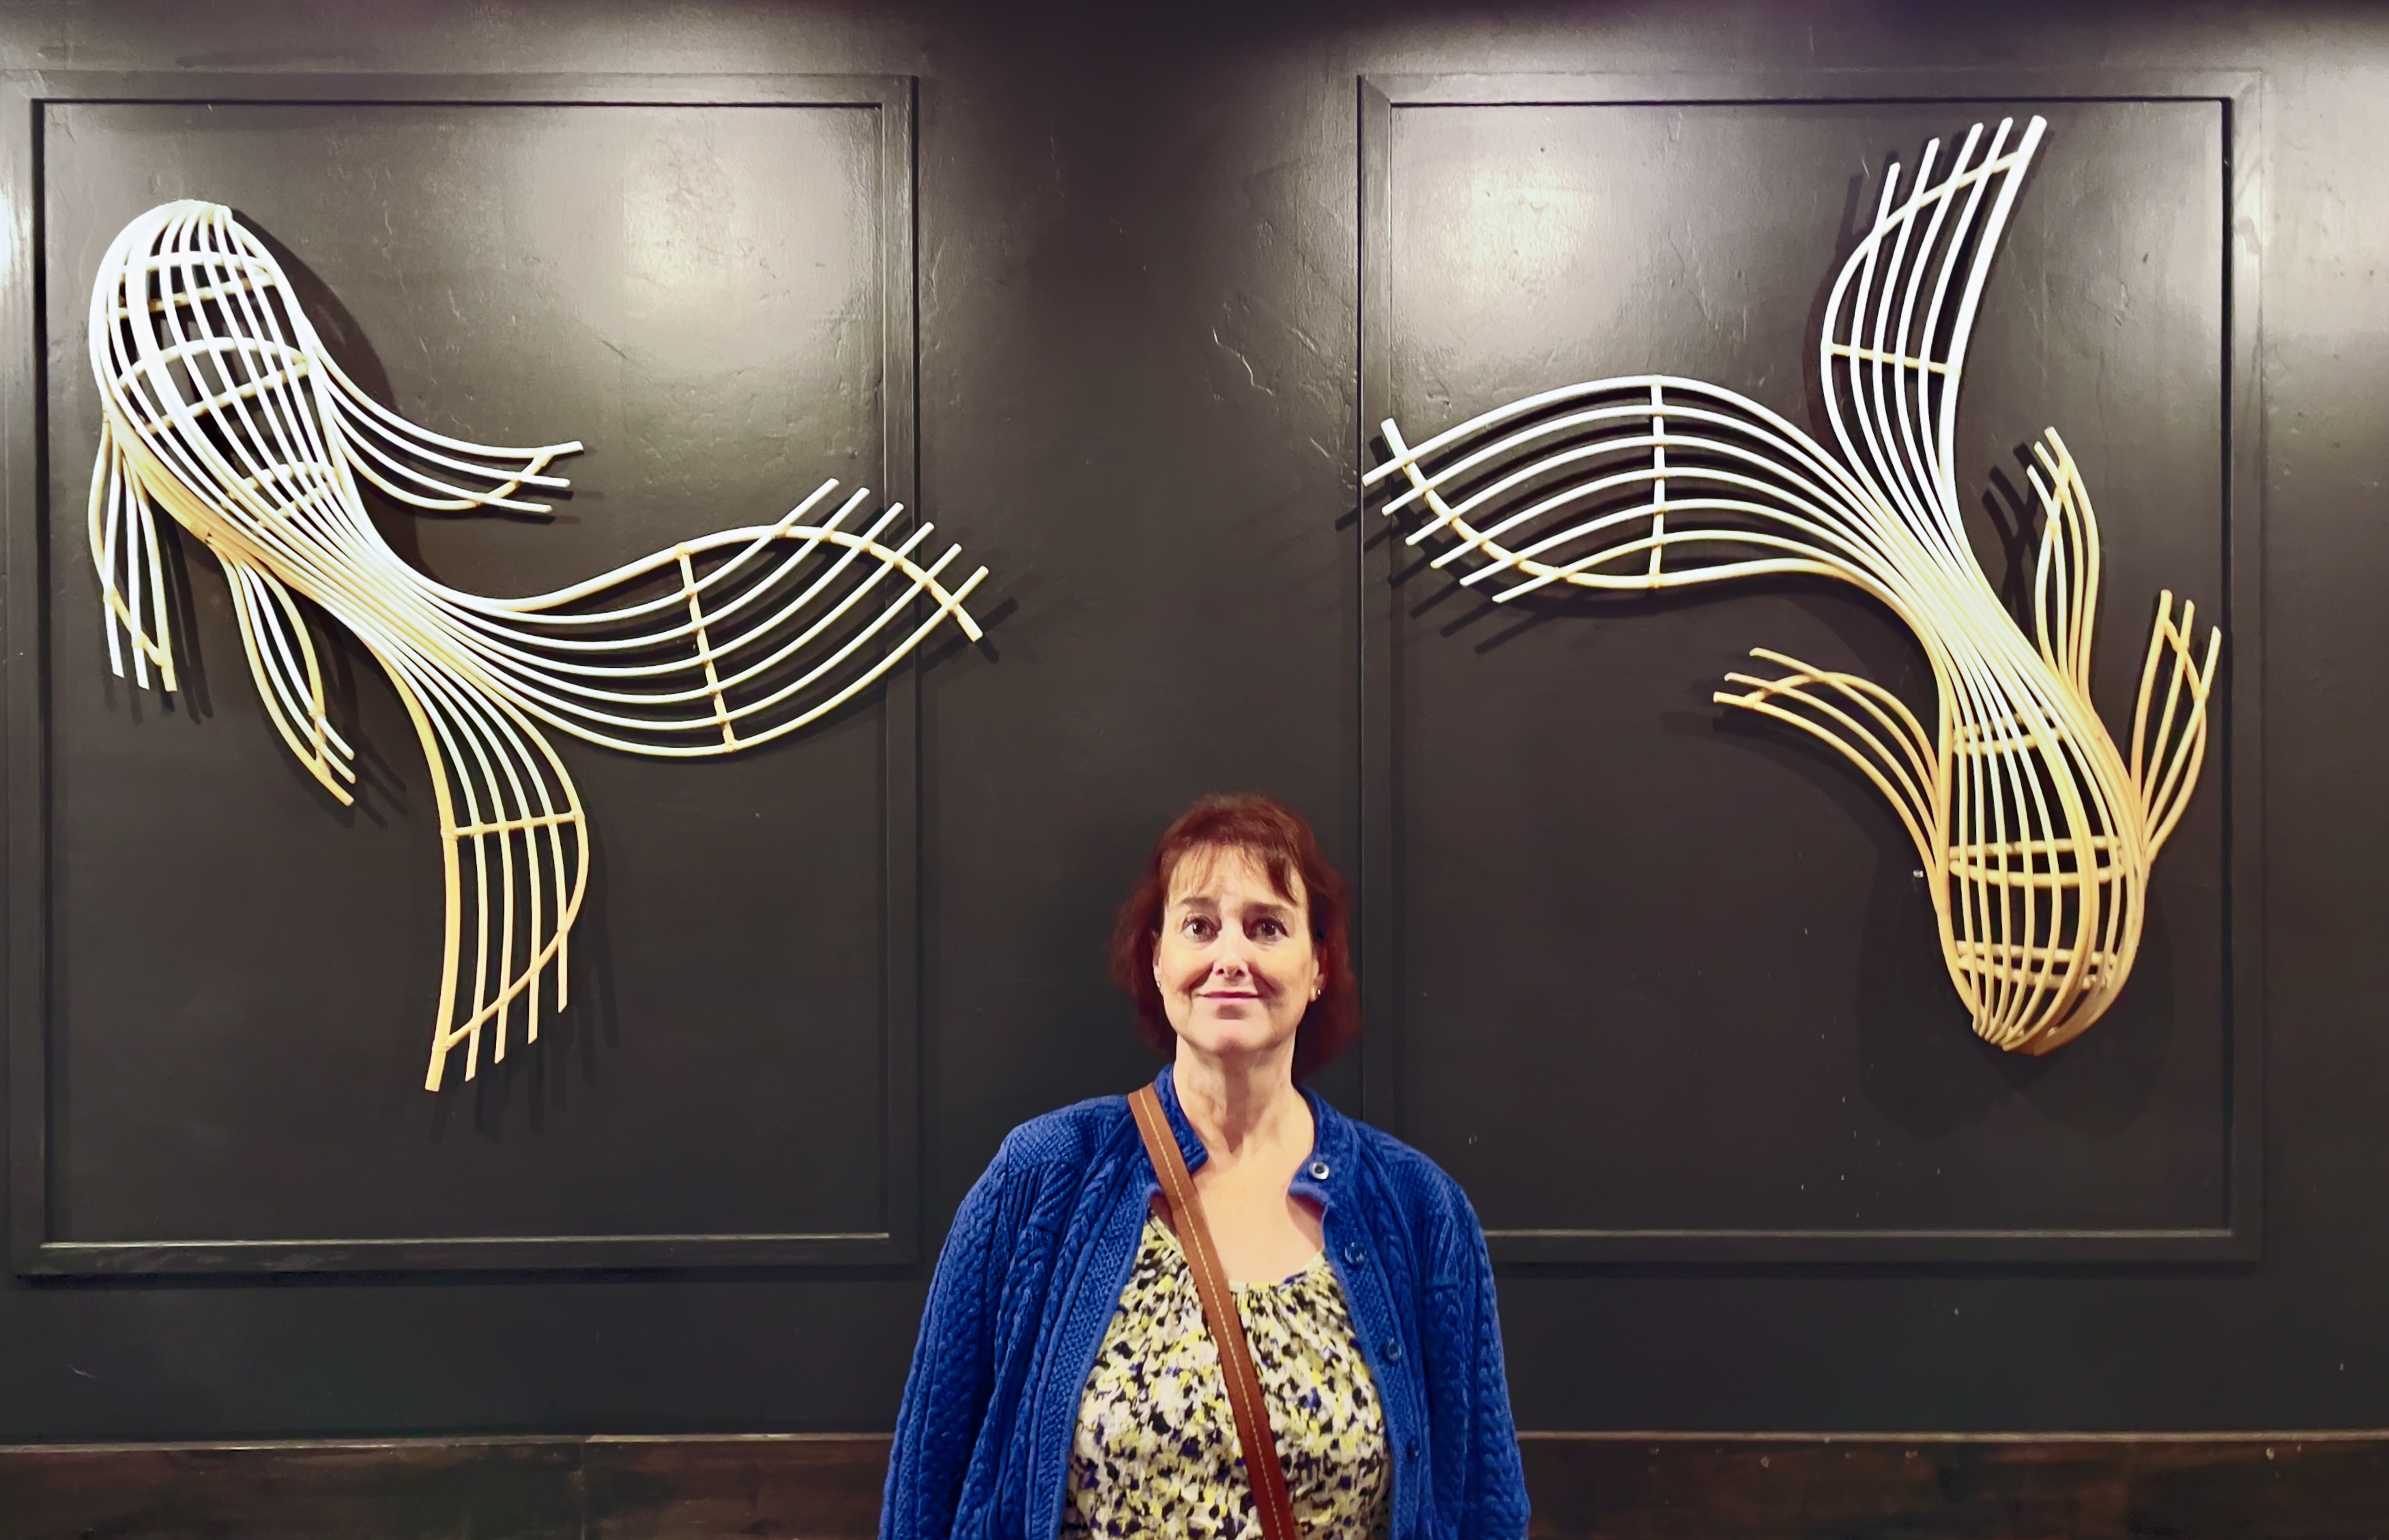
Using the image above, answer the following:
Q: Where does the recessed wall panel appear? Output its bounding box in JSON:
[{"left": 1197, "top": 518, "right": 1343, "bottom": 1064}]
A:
[
  {"left": 1360, "top": 87, "right": 2250, "bottom": 1260},
  {"left": 17, "top": 82, "right": 921, "bottom": 1270}
]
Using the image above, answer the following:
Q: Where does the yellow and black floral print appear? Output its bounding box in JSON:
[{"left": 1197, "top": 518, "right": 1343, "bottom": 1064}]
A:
[{"left": 1061, "top": 1212, "right": 1391, "bottom": 1539}]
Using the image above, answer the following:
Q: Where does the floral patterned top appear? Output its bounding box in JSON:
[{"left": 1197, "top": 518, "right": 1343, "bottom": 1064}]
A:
[{"left": 1060, "top": 1212, "right": 1391, "bottom": 1539}]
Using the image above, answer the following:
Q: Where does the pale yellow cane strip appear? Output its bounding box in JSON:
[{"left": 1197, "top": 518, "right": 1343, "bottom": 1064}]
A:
[
  {"left": 678, "top": 547, "right": 738, "bottom": 749},
  {"left": 2140, "top": 600, "right": 2196, "bottom": 806},
  {"left": 2137, "top": 602, "right": 2220, "bottom": 849},
  {"left": 1975, "top": 697, "right": 2046, "bottom": 1049},
  {"left": 102, "top": 447, "right": 179, "bottom": 688},
  {"left": 1945, "top": 861, "right": 2094, "bottom": 892},
  {"left": 396, "top": 665, "right": 509, "bottom": 1078},
  {"left": 2040, "top": 430, "right": 2103, "bottom": 696},
  {"left": 1718, "top": 669, "right": 1939, "bottom": 863},
  {"left": 1828, "top": 343, "right": 1954, "bottom": 375},
  {"left": 1717, "top": 685, "right": 1937, "bottom": 867},
  {"left": 132, "top": 450, "right": 177, "bottom": 691},
  {"left": 2125, "top": 590, "right": 2177, "bottom": 794},
  {"left": 255, "top": 566, "right": 347, "bottom": 774},
  {"left": 2029, "top": 458, "right": 2075, "bottom": 688},
  {"left": 2143, "top": 624, "right": 2223, "bottom": 856},
  {"left": 132, "top": 267, "right": 276, "bottom": 316},
  {"left": 1744, "top": 646, "right": 1938, "bottom": 802},
  {"left": 1950, "top": 938, "right": 2123, "bottom": 972},
  {"left": 2138, "top": 611, "right": 2202, "bottom": 825},
  {"left": 405, "top": 677, "right": 472, "bottom": 1094},
  {"left": 433, "top": 727, "right": 590, "bottom": 1046},
  {"left": 449, "top": 811, "right": 582, "bottom": 839},
  {"left": 1648, "top": 385, "right": 1668, "bottom": 580},
  {"left": 217, "top": 559, "right": 352, "bottom": 804},
  {"left": 88, "top": 425, "right": 130, "bottom": 682}
]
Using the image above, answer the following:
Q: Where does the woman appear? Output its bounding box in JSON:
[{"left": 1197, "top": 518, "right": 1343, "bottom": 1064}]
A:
[{"left": 881, "top": 794, "right": 1528, "bottom": 1539}]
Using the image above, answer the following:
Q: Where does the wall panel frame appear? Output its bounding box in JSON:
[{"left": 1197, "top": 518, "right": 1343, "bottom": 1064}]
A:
[
  {"left": 1355, "top": 70, "right": 2265, "bottom": 1264},
  {"left": 3, "top": 71, "right": 928, "bottom": 1274}
]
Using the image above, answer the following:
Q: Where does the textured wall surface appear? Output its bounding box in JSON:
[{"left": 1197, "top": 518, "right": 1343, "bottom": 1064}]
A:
[{"left": 0, "top": 0, "right": 2384, "bottom": 1443}]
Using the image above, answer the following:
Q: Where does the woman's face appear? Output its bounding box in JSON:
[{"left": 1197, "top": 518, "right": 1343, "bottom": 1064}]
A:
[{"left": 1153, "top": 844, "right": 1322, "bottom": 1066}]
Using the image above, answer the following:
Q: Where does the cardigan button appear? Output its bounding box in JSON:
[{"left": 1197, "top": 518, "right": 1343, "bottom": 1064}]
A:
[
  {"left": 1405, "top": 1439, "right": 1419, "bottom": 1461},
  {"left": 1382, "top": 1340, "right": 1403, "bottom": 1362},
  {"left": 1309, "top": 1161, "right": 1331, "bottom": 1180},
  {"left": 1344, "top": 1243, "right": 1366, "bottom": 1265}
]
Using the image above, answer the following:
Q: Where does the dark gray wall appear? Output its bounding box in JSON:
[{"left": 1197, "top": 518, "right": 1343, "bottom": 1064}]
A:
[{"left": 1, "top": 0, "right": 2384, "bottom": 1439}]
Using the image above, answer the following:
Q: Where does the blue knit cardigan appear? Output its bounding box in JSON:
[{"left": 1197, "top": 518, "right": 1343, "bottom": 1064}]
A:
[{"left": 880, "top": 1067, "right": 1529, "bottom": 1539}]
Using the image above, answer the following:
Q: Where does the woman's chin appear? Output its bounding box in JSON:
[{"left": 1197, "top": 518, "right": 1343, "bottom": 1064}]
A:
[{"left": 1174, "top": 1014, "right": 1296, "bottom": 1064}]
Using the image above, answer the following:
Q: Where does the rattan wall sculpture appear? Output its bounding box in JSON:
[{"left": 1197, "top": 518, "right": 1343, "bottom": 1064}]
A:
[
  {"left": 1366, "top": 117, "right": 2219, "bottom": 1055},
  {"left": 87, "top": 200, "right": 989, "bottom": 1090}
]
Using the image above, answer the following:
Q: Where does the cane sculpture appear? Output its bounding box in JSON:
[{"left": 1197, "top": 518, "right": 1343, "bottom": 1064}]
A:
[
  {"left": 1366, "top": 117, "right": 2219, "bottom": 1055},
  {"left": 88, "top": 200, "right": 989, "bottom": 1090}
]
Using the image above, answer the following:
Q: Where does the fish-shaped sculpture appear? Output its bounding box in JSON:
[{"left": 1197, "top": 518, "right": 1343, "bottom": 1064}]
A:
[
  {"left": 87, "top": 200, "right": 989, "bottom": 1090},
  {"left": 1365, "top": 117, "right": 2219, "bottom": 1055}
]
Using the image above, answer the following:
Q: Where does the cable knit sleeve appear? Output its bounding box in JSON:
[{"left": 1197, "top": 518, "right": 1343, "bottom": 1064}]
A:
[
  {"left": 1422, "top": 1177, "right": 1531, "bottom": 1539},
  {"left": 879, "top": 1150, "right": 1022, "bottom": 1540}
]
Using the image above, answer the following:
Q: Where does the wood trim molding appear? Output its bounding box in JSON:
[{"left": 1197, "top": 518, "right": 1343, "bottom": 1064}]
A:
[{"left": 5, "top": 1432, "right": 2388, "bottom": 1539}]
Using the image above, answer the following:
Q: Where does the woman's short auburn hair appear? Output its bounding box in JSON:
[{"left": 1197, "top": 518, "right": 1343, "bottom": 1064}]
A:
[{"left": 1108, "top": 792, "right": 1360, "bottom": 1080}]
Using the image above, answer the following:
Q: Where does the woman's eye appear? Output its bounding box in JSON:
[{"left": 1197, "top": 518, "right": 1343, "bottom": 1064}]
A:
[
  {"left": 1254, "top": 919, "right": 1286, "bottom": 939},
  {"left": 1181, "top": 916, "right": 1215, "bottom": 940}
]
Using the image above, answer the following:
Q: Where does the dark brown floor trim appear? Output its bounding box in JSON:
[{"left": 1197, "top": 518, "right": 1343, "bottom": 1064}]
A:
[
  {"left": 1519, "top": 1434, "right": 2389, "bottom": 1539},
  {"left": 6, "top": 1432, "right": 2389, "bottom": 1537}
]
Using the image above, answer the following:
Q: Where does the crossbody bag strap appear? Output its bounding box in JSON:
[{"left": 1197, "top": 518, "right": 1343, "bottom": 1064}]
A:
[{"left": 1128, "top": 1082, "right": 1300, "bottom": 1540}]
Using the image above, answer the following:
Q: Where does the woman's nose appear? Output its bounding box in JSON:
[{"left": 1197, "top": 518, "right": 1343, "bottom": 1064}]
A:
[{"left": 1209, "top": 935, "right": 1254, "bottom": 974}]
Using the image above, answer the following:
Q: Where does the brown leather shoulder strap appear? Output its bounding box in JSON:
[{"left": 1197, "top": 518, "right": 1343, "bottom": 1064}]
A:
[{"left": 1128, "top": 1082, "right": 1299, "bottom": 1540}]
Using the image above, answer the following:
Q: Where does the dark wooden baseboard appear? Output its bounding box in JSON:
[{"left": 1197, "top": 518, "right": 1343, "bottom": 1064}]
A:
[
  {"left": 0, "top": 1435, "right": 887, "bottom": 1540},
  {"left": 7, "top": 1431, "right": 2389, "bottom": 1538},
  {"left": 1521, "top": 1434, "right": 2389, "bottom": 1539}
]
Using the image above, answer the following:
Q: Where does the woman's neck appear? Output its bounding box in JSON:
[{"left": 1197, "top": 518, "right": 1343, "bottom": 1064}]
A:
[{"left": 1171, "top": 1043, "right": 1308, "bottom": 1163}]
